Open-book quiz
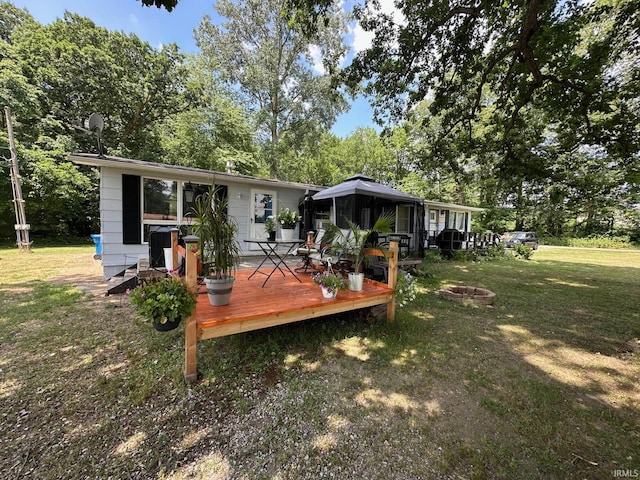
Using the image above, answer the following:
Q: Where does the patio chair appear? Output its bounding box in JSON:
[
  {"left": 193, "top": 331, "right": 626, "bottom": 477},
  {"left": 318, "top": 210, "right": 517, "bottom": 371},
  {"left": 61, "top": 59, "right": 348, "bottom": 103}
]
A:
[
  {"left": 310, "top": 228, "right": 353, "bottom": 275},
  {"left": 295, "top": 229, "right": 326, "bottom": 273},
  {"left": 368, "top": 241, "right": 390, "bottom": 283}
]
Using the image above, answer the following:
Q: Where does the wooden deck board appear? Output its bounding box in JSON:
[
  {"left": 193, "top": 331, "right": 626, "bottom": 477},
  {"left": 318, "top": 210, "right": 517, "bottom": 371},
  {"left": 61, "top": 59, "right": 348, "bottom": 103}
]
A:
[{"left": 195, "top": 269, "right": 393, "bottom": 338}]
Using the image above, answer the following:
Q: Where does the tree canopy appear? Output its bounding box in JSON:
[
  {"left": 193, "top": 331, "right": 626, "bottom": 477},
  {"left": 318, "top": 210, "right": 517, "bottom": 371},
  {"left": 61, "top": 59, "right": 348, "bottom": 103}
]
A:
[
  {"left": 138, "top": 0, "right": 179, "bottom": 11},
  {"left": 195, "top": 0, "right": 349, "bottom": 178},
  {"left": 0, "top": 1, "right": 638, "bottom": 243}
]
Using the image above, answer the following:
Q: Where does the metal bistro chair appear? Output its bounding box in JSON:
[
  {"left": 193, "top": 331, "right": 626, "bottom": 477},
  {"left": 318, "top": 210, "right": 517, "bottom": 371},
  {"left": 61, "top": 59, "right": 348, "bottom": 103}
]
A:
[
  {"left": 295, "top": 229, "right": 326, "bottom": 273},
  {"left": 314, "top": 228, "right": 353, "bottom": 276}
]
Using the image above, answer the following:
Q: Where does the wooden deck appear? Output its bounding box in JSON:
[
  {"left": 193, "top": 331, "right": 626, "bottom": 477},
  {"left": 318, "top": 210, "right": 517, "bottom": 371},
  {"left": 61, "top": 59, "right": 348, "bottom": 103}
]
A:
[
  {"left": 178, "top": 232, "right": 399, "bottom": 381},
  {"left": 194, "top": 269, "right": 394, "bottom": 339}
]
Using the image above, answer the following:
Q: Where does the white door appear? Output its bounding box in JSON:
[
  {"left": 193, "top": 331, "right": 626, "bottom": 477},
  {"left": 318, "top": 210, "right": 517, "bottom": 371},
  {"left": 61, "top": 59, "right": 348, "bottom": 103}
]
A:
[{"left": 249, "top": 189, "right": 276, "bottom": 249}]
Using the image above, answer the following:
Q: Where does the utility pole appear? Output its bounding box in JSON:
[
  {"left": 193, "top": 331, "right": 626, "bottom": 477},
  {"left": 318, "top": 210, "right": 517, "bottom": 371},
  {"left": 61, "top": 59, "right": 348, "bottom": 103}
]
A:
[{"left": 4, "top": 106, "right": 30, "bottom": 252}]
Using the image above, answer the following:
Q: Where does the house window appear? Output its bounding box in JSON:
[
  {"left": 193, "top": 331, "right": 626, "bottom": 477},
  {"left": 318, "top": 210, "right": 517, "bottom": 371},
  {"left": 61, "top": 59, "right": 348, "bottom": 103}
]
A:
[
  {"left": 315, "top": 210, "right": 331, "bottom": 230},
  {"left": 182, "top": 182, "right": 211, "bottom": 219},
  {"left": 141, "top": 178, "right": 220, "bottom": 243},
  {"left": 143, "top": 179, "right": 177, "bottom": 221},
  {"left": 396, "top": 205, "right": 411, "bottom": 233},
  {"left": 448, "top": 211, "right": 466, "bottom": 231}
]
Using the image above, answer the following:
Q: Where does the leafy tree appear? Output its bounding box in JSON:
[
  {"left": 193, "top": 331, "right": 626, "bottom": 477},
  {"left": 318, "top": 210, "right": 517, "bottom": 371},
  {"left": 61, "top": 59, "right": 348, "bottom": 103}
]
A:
[
  {"left": 157, "top": 56, "right": 258, "bottom": 175},
  {"left": 0, "top": 6, "right": 194, "bottom": 239},
  {"left": 195, "top": 0, "right": 349, "bottom": 177},
  {"left": 138, "top": 0, "right": 178, "bottom": 11},
  {"left": 333, "top": 0, "right": 638, "bottom": 234},
  {"left": 345, "top": 1, "right": 636, "bottom": 139}
]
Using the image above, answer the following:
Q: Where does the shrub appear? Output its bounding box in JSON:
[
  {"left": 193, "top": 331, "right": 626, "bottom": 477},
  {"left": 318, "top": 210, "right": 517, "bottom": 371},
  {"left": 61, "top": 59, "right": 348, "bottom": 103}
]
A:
[
  {"left": 485, "top": 242, "right": 508, "bottom": 259},
  {"left": 451, "top": 250, "right": 473, "bottom": 262},
  {"left": 423, "top": 249, "right": 443, "bottom": 263},
  {"left": 395, "top": 270, "right": 417, "bottom": 307},
  {"left": 540, "top": 235, "right": 635, "bottom": 249},
  {"left": 513, "top": 244, "right": 533, "bottom": 260}
]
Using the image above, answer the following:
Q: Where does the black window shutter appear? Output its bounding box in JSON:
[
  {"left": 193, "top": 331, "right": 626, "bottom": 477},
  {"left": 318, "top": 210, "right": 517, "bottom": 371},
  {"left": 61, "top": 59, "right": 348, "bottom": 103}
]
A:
[{"left": 122, "top": 174, "right": 141, "bottom": 244}]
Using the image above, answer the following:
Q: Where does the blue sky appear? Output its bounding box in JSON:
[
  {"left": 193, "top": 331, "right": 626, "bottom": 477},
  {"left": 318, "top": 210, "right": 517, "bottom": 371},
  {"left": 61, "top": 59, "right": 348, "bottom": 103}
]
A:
[{"left": 9, "top": 0, "right": 379, "bottom": 138}]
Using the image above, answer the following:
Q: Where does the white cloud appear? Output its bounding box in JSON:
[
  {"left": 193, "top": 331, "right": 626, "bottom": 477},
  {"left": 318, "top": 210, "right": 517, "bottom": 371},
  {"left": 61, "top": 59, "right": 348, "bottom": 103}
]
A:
[
  {"left": 351, "top": 23, "right": 375, "bottom": 53},
  {"left": 379, "top": 0, "right": 405, "bottom": 22},
  {"left": 129, "top": 13, "right": 138, "bottom": 25},
  {"left": 350, "top": 0, "right": 405, "bottom": 53},
  {"left": 308, "top": 44, "right": 326, "bottom": 74}
]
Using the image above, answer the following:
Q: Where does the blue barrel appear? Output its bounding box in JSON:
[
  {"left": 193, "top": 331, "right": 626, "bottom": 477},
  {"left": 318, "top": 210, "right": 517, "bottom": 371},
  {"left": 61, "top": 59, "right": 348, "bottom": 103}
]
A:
[{"left": 90, "top": 234, "right": 102, "bottom": 255}]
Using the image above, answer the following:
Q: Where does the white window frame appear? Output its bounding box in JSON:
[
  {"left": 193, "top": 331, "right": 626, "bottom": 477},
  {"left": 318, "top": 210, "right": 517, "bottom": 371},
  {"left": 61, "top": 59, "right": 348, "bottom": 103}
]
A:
[{"left": 141, "top": 177, "right": 200, "bottom": 244}]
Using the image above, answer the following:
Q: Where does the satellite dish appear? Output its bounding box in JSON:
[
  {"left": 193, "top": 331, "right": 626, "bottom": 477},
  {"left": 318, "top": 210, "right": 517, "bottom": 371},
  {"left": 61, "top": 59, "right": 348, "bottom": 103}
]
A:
[
  {"left": 88, "top": 113, "right": 104, "bottom": 133},
  {"left": 87, "top": 113, "right": 105, "bottom": 157}
]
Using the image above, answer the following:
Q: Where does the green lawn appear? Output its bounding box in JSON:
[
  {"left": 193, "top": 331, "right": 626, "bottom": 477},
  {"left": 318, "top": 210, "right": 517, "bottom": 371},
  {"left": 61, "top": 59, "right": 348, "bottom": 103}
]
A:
[{"left": 0, "top": 245, "right": 638, "bottom": 479}]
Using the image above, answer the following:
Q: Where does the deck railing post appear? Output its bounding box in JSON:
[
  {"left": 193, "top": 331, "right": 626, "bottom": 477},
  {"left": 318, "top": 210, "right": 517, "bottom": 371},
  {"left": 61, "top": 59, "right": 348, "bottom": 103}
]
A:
[
  {"left": 183, "top": 234, "right": 199, "bottom": 382},
  {"left": 387, "top": 241, "right": 399, "bottom": 322},
  {"left": 170, "top": 227, "right": 179, "bottom": 271}
]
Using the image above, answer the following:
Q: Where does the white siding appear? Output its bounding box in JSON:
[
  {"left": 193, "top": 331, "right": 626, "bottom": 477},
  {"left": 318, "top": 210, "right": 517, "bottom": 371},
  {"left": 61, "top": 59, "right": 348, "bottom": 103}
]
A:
[
  {"left": 100, "top": 168, "right": 147, "bottom": 278},
  {"left": 225, "top": 183, "right": 252, "bottom": 254},
  {"left": 96, "top": 167, "right": 310, "bottom": 276}
]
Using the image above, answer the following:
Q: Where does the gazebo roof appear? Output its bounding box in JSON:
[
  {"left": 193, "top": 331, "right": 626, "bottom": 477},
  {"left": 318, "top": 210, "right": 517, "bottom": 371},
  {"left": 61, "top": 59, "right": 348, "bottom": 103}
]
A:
[{"left": 312, "top": 174, "right": 421, "bottom": 203}]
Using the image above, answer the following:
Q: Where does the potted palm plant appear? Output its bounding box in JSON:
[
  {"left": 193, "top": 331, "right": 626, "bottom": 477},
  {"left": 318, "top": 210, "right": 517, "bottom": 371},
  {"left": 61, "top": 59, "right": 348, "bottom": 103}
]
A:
[
  {"left": 325, "top": 212, "right": 395, "bottom": 291},
  {"left": 190, "top": 186, "right": 241, "bottom": 306}
]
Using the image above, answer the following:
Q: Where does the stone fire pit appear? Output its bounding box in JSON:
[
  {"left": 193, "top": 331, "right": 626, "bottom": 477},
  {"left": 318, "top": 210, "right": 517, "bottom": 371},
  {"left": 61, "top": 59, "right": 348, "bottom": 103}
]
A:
[{"left": 441, "top": 286, "right": 496, "bottom": 305}]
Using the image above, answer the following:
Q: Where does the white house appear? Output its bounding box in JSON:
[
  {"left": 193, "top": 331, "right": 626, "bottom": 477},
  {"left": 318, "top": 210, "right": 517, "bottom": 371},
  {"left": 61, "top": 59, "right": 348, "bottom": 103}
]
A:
[
  {"left": 423, "top": 200, "right": 485, "bottom": 249},
  {"left": 70, "top": 153, "right": 491, "bottom": 276},
  {"left": 70, "top": 153, "right": 323, "bottom": 279}
]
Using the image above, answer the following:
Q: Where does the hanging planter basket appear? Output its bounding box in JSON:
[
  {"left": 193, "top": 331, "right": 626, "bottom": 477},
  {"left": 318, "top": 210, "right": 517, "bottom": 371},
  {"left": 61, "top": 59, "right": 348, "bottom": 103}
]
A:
[{"left": 152, "top": 316, "right": 182, "bottom": 332}]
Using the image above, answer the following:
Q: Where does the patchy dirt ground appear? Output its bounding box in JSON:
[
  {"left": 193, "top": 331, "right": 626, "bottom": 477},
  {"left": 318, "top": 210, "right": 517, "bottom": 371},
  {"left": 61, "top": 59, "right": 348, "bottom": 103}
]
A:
[{"left": 1, "top": 247, "right": 639, "bottom": 479}]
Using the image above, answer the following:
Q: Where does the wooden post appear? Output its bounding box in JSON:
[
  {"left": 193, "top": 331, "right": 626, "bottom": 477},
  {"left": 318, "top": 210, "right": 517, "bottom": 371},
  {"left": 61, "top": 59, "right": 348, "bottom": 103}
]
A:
[
  {"left": 387, "top": 241, "right": 399, "bottom": 322},
  {"left": 170, "top": 228, "right": 179, "bottom": 271},
  {"left": 183, "top": 235, "right": 199, "bottom": 382}
]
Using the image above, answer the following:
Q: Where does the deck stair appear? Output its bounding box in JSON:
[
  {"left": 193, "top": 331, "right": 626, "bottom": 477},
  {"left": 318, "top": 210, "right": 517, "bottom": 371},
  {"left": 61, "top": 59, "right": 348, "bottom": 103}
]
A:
[
  {"left": 106, "top": 267, "right": 138, "bottom": 296},
  {"left": 105, "top": 257, "right": 168, "bottom": 295}
]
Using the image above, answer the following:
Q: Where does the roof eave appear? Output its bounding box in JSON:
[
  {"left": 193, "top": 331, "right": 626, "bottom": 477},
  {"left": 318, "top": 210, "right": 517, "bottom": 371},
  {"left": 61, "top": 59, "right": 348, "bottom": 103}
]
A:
[{"left": 69, "top": 153, "right": 324, "bottom": 191}]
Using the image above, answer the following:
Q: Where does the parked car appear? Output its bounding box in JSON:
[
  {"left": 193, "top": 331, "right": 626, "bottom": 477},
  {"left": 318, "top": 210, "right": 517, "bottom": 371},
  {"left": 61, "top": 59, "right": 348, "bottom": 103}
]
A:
[{"left": 503, "top": 231, "right": 539, "bottom": 250}]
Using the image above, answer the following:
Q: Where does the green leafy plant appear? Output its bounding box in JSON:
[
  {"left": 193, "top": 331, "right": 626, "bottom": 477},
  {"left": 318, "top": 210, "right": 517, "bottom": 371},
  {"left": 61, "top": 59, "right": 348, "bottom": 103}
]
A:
[
  {"left": 513, "top": 244, "right": 534, "bottom": 260},
  {"left": 190, "top": 186, "right": 241, "bottom": 280},
  {"left": 312, "top": 270, "right": 347, "bottom": 294},
  {"left": 325, "top": 213, "right": 395, "bottom": 273},
  {"left": 485, "top": 242, "right": 508, "bottom": 259},
  {"left": 451, "top": 249, "right": 473, "bottom": 262},
  {"left": 423, "top": 249, "right": 444, "bottom": 263},
  {"left": 276, "top": 208, "right": 302, "bottom": 229},
  {"left": 395, "top": 270, "right": 417, "bottom": 307},
  {"left": 129, "top": 276, "right": 197, "bottom": 324},
  {"left": 264, "top": 215, "right": 277, "bottom": 233}
]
